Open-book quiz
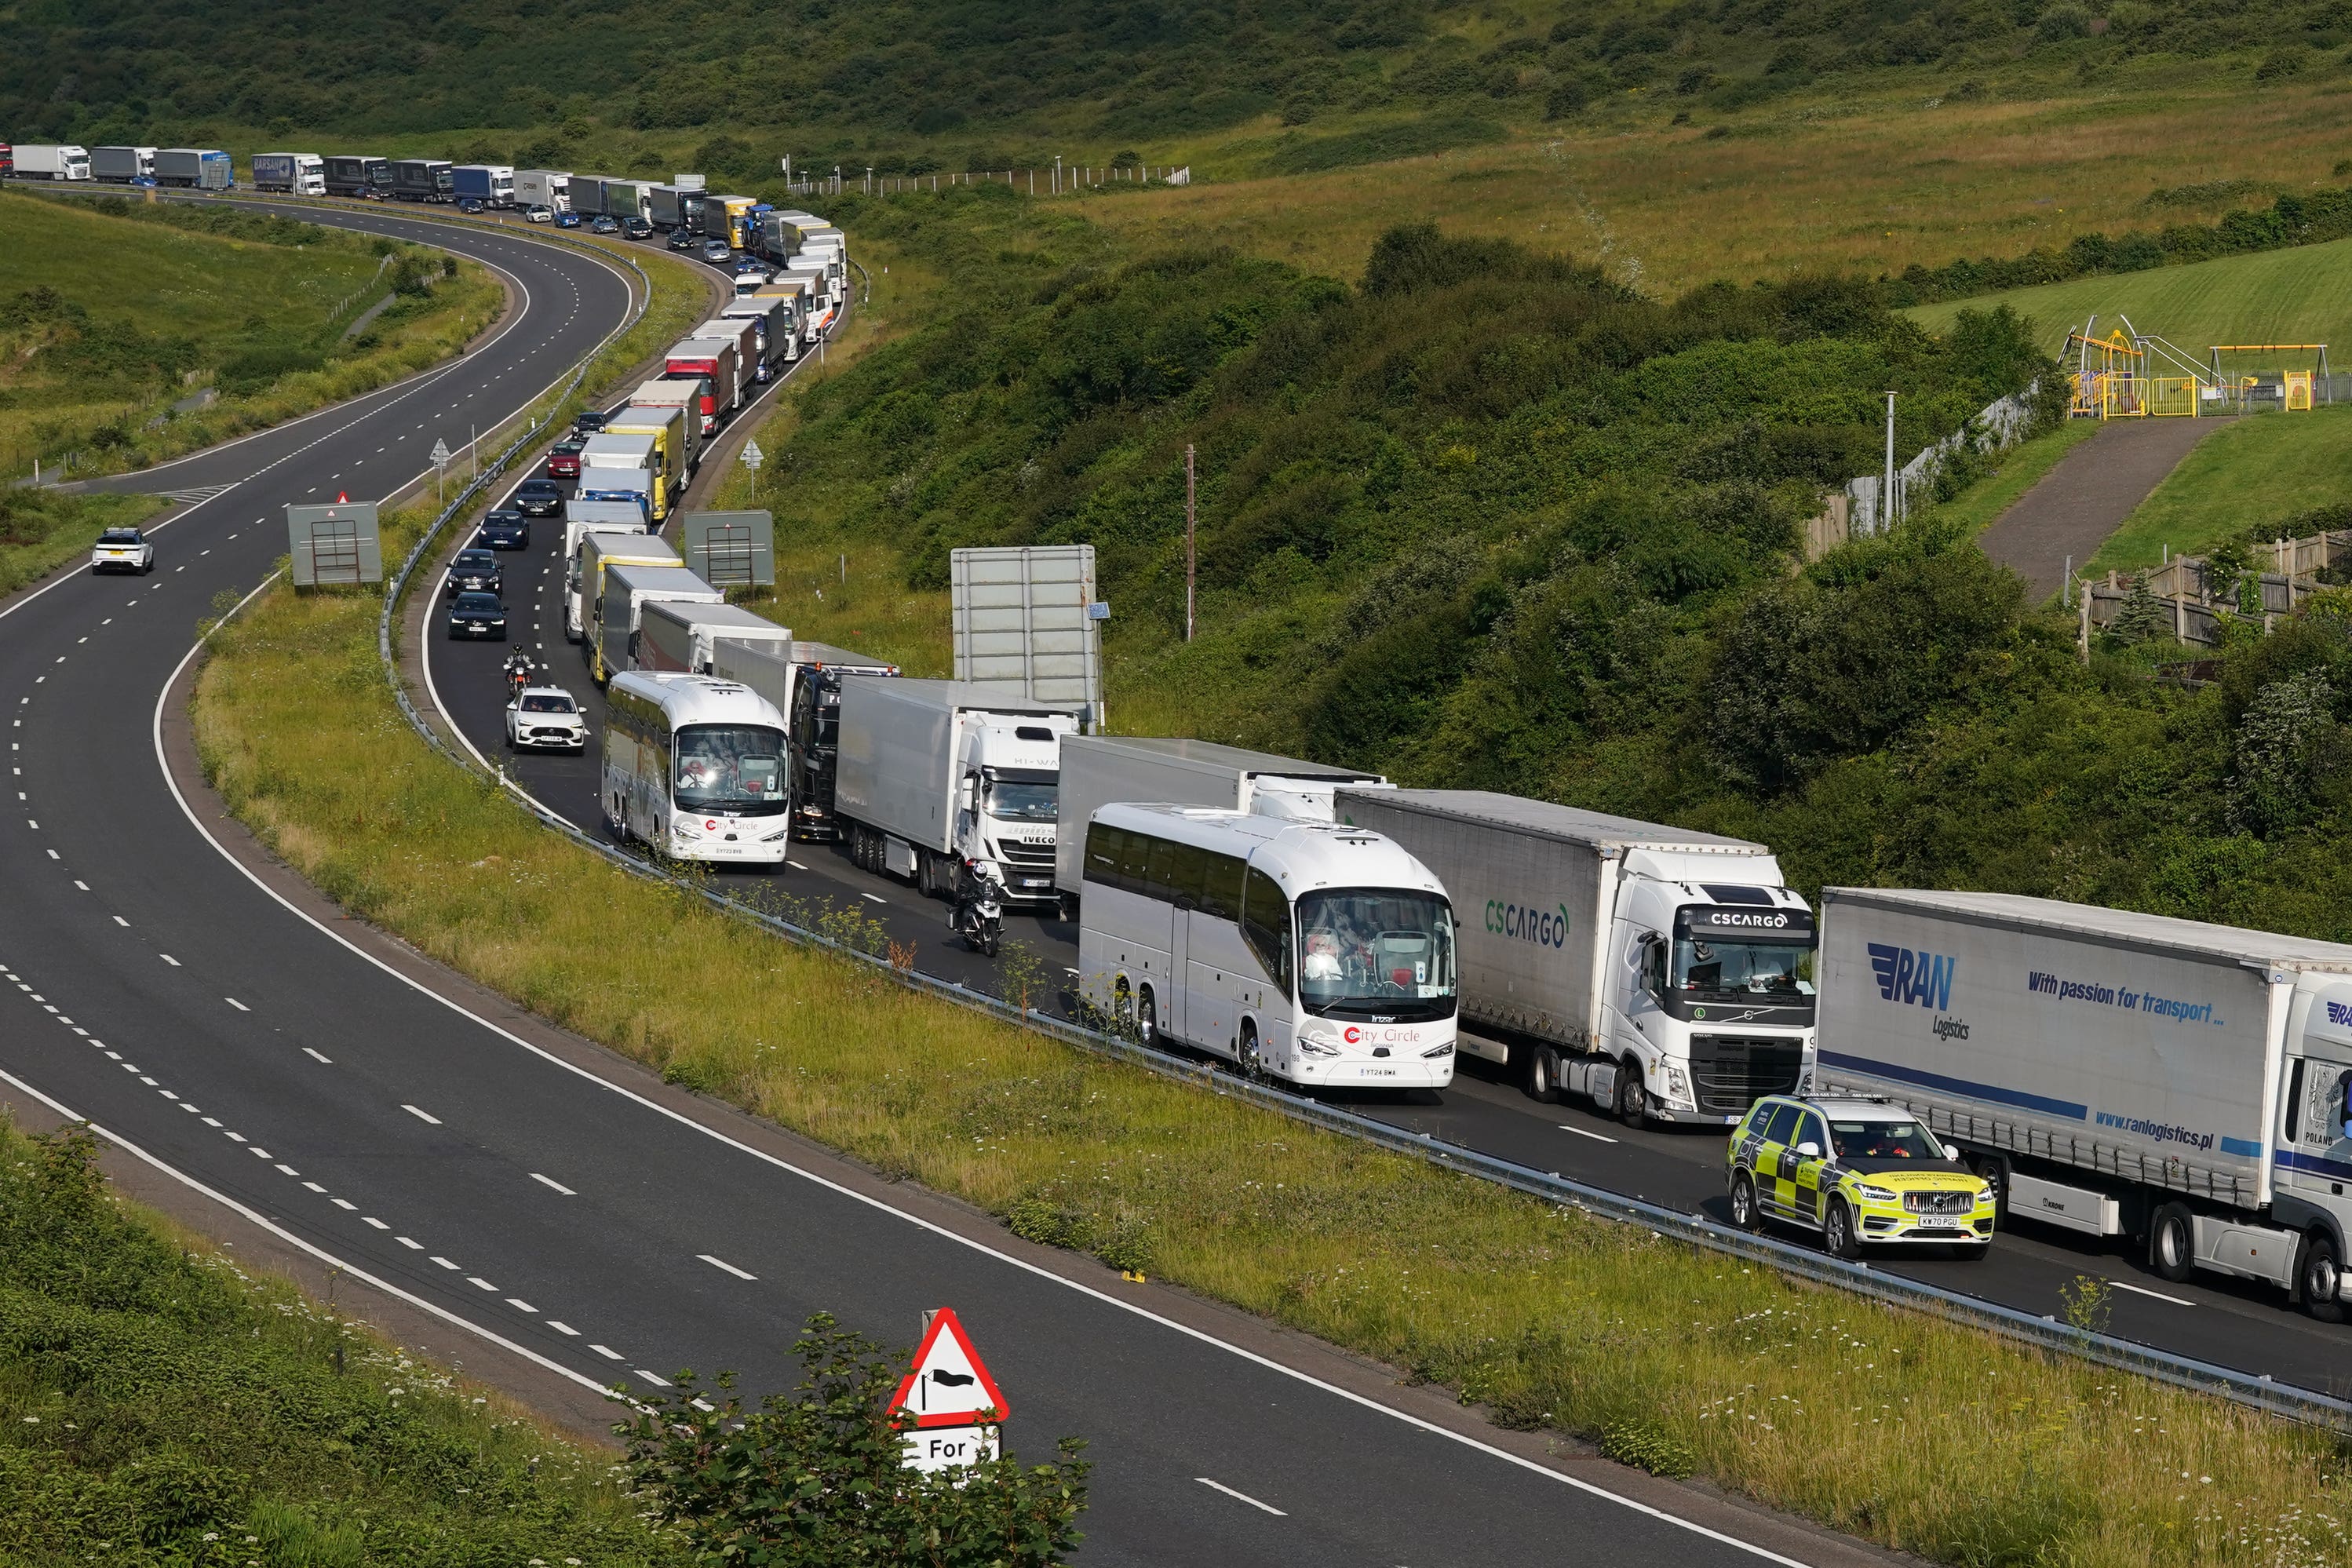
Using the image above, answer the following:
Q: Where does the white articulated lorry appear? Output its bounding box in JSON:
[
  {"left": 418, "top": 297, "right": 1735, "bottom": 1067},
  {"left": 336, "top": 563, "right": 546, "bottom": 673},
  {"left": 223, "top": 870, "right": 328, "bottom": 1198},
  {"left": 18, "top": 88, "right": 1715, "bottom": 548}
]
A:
[
  {"left": 1815, "top": 888, "right": 2352, "bottom": 1318},
  {"left": 1053, "top": 735, "right": 1386, "bottom": 920},
  {"left": 833, "top": 679, "right": 1081, "bottom": 906},
  {"left": 635, "top": 600, "right": 791, "bottom": 675},
  {"left": 569, "top": 531, "right": 679, "bottom": 651},
  {"left": 596, "top": 563, "right": 722, "bottom": 684},
  {"left": 1332, "top": 790, "right": 1817, "bottom": 1122}
]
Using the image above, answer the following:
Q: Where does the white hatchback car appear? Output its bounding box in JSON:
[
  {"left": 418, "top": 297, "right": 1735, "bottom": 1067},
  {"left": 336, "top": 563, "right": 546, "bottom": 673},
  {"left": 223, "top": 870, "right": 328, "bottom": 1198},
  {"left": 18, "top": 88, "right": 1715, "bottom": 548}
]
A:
[
  {"left": 505, "top": 686, "right": 586, "bottom": 751},
  {"left": 90, "top": 527, "right": 155, "bottom": 574}
]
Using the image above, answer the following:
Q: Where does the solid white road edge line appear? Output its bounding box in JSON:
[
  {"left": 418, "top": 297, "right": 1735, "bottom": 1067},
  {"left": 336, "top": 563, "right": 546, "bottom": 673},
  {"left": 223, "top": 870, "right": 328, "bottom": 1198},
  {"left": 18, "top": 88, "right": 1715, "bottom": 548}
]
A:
[{"left": 150, "top": 601, "right": 1818, "bottom": 1568}]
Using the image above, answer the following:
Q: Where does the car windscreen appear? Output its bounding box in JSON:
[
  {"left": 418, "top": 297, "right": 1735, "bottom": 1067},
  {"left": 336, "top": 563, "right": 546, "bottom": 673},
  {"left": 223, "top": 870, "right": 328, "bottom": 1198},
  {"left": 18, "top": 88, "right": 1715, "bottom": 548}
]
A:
[
  {"left": 520, "top": 694, "right": 574, "bottom": 713},
  {"left": 1828, "top": 1119, "right": 1944, "bottom": 1161},
  {"left": 454, "top": 593, "right": 501, "bottom": 611},
  {"left": 673, "top": 724, "right": 786, "bottom": 812},
  {"left": 454, "top": 552, "right": 496, "bottom": 568},
  {"left": 98, "top": 529, "right": 142, "bottom": 545}
]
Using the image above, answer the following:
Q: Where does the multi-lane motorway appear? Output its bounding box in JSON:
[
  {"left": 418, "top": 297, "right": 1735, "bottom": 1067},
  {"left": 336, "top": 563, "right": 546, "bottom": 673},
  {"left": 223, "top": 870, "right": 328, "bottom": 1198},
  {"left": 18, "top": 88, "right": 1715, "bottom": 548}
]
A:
[
  {"left": 428, "top": 445, "right": 2352, "bottom": 1404},
  {"left": 0, "top": 196, "right": 1872, "bottom": 1566}
]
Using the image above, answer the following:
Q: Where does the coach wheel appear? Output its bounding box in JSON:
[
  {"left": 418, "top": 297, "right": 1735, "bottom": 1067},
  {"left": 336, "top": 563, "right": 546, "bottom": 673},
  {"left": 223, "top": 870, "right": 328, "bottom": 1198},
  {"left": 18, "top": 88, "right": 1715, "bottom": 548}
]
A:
[{"left": 1136, "top": 988, "right": 1160, "bottom": 1049}]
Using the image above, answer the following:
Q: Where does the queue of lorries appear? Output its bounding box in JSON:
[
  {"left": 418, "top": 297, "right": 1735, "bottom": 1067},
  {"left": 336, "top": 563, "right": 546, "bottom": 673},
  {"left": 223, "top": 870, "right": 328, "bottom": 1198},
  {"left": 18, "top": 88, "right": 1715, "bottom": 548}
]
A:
[
  {"left": 0, "top": 144, "right": 850, "bottom": 305},
  {"left": 545, "top": 402, "right": 2352, "bottom": 1320}
]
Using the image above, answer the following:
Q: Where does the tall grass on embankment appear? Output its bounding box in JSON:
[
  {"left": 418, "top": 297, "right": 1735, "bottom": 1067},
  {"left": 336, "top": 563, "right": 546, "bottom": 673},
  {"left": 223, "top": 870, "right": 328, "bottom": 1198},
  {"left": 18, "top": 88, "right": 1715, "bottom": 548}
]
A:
[
  {"left": 0, "top": 1119, "right": 679, "bottom": 1563},
  {"left": 188, "top": 523, "right": 2352, "bottom": 1567}
]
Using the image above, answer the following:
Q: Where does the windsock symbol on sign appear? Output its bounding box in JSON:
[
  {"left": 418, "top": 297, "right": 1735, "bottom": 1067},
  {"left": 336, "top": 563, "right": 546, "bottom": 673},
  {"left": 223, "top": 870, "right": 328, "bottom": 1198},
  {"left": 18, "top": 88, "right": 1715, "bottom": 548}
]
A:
[{"left": 890, "top": 1307, "right": 1010, "bottom": 1429}]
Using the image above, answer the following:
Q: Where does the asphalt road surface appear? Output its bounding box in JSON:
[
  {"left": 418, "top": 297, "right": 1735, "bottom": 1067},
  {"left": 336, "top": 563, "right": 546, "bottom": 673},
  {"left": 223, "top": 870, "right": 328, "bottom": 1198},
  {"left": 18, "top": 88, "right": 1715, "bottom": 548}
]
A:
[
  {"left": 0, "top": 194, "right": 1847, "bottom": 1566},
  {"left": 434, "top": 408, "right": 2352, "bottom": 1405}
]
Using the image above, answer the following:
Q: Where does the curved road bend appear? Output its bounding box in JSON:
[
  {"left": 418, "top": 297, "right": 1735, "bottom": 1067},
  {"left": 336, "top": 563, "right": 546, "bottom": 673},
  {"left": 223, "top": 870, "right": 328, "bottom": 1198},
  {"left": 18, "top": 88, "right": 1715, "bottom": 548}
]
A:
[{"left": 0, "top": 203, "right": 1856, "bottom": 1566}]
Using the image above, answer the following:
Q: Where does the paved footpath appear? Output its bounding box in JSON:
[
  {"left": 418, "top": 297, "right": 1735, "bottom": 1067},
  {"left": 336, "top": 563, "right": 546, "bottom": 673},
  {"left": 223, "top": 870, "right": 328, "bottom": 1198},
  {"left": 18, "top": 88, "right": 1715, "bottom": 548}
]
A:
[{"left": 1976, "top": 418, "right": 2230, "bottom": 600}]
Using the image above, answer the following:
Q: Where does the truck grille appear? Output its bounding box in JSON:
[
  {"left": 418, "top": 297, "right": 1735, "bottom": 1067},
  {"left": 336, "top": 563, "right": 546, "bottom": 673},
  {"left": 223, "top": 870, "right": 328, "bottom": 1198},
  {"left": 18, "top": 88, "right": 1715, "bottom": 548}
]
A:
[
  {"left": 996, "top": 840, "right": 1056, "bottom": 868},
  {"left": 1687, "top": 1035, "right": 1803, "bottom": 1115},
  {"left": 1905, "top": 1190, "right": 1971, "bottom": 1216}
]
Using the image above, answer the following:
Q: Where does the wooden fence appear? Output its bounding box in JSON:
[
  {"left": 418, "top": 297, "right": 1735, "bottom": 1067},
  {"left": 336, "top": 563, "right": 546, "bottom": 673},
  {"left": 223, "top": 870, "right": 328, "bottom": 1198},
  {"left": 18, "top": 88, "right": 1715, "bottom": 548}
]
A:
[{"left": 2077, "top": 529, "right": 2352, "bottom": 650}]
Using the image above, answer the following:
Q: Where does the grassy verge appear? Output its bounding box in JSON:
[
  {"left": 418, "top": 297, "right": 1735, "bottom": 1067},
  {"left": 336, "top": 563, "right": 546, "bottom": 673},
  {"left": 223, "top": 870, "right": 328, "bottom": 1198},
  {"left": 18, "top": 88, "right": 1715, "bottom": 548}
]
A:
[
  {"left": 0, "top": 189, "right": 504, "bottom": 483},
  {"left": 0, "top": 1119, "right": 676, "bottom": 1563},
  {"left": 0, "top": 490, "right": 167, "bottom": 600},
  {"left": 193, "top": 552, "right": 2352, "bottom": 1566},
  {"left": 2090, "top": 403, "right": 2352, "bottom": 571}
]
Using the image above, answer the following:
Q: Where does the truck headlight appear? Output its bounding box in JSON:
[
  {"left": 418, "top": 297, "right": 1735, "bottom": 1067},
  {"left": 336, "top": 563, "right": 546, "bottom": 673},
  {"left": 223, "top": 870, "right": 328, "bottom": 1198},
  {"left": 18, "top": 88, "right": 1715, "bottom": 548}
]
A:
[{"left": 1664, "top": 1065, "right": 1690, "bottom": 1101}]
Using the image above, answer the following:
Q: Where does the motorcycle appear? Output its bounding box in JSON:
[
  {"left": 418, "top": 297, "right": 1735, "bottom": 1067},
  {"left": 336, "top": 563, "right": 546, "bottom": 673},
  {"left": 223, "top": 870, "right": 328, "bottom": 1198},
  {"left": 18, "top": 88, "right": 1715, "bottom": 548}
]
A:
[
  {"left": 949, "top": 863, "right": 1005, "bottom": 957},
  {"left": 502, "top": 650, "right": 534, "bottom": 699}
]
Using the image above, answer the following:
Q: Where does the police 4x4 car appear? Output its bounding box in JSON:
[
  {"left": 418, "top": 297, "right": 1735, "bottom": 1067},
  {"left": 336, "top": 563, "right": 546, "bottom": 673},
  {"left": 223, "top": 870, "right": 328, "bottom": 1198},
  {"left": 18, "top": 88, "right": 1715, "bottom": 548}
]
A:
[{"left": 1727, "top": 1093, "right": 1995, "bottom": 1260}]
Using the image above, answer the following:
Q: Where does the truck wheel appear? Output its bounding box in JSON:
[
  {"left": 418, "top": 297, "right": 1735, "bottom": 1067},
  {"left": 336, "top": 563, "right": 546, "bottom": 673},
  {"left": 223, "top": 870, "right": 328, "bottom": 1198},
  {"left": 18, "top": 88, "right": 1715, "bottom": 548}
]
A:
[
  {"left": 1729, "top": 1172, "right": 1760, "bottom": 1232},
  {"left": 1526, "top": 1046, "right": 1557, "bottom": 1103},
  {"left": 1824, "top": 1198, "right": 1862, "bottom": 1260},
  {"left": 917, "top": 851, "right": 939, "bottom": 897},
  {"left": 2299, "top": 1232, "right": 2346, "bottom": 1324},
  {"left": 2150, "top": 1202, "right": 2197, "bottom": 1283},
  {"left": 1136, "top": 989, "right": 1160, "bottom": 1049},
  {"left": 1615, "top": 1059, "right": 1649, "bottom": 1130}
]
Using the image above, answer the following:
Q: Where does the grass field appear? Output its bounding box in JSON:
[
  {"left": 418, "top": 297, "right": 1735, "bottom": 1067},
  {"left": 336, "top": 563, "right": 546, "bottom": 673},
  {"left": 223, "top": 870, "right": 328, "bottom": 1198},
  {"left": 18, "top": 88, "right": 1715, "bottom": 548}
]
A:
[
  {"left": 0, "top": 191, "right": 501, "bottom": 482},
  {"left": 0, "top": 1121, "right": 676, "bottom": 1562},
  {"left": 2087, "top": 402, "right": 2352, "bottom": 571},
  {"left": 179, "top": 491, "right": 2352, "bottom": 1568},
  {"left": 1907, "top": 233, "right": 2352, "bottom": 357}
]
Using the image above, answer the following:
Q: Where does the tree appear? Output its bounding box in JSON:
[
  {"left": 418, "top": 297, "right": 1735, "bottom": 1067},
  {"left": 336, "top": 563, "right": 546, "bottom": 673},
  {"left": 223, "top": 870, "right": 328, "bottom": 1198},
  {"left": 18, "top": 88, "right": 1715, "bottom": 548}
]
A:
[
  {"left": 618, "top": 1314, "right": 1089, "bottom": 1566},
  {"left": 2107, "top": 571, "right": 2171, "bottom": 644}
]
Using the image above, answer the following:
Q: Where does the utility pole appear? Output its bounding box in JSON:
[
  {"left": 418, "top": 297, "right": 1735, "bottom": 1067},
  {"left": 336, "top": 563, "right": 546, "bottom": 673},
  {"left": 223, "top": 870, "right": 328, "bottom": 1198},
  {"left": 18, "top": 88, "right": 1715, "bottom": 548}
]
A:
[
  {"left": 1184, "top": 443, "right": 1197, "bottom": 642},
  {"left": 1881, "top": 390, "right": 1898, "bottom": 534}
]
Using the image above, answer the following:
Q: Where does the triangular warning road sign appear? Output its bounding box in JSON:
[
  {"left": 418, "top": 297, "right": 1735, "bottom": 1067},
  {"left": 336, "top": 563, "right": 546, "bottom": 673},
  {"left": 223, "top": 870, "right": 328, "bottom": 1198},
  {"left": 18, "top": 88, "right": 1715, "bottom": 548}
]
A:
[{"left": 890, "top": 1308, "right": 1010, "bottom": 1429}]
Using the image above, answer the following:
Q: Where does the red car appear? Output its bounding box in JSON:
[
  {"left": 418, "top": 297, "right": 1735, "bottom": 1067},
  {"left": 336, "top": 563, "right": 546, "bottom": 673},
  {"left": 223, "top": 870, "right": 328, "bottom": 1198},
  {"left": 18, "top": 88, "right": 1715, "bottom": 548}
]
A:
[{"left": 547, "top": 440, "right": 583, "bottom": 480}]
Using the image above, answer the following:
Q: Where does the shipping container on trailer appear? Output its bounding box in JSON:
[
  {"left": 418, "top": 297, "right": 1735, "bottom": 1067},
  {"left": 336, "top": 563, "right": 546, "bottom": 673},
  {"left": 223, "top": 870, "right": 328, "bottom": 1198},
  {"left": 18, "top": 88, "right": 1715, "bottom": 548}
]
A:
[
  {"left": 90, "top": 146, "right": 156, "bottom": 183},
  {"left": 252, "top": 152, "right": 326, "bottom": 195},
  {"left": 1814, "top": 888, "right": 2352, "bottom": 1314}
]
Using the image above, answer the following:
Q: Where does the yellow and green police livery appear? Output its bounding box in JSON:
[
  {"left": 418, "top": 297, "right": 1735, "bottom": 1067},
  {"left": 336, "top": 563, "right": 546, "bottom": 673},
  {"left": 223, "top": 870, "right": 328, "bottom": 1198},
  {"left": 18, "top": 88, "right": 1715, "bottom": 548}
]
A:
[{"left": 1727, "top": 1093, "right": 1996, "bottom": 1260}]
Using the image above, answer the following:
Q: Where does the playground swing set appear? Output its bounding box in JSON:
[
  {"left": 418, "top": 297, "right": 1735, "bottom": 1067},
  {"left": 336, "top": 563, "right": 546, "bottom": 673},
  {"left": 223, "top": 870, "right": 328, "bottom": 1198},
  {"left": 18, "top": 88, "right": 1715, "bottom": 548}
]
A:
[{"left": 2067, "top": 314, "right": 2330, "bottom": 418}]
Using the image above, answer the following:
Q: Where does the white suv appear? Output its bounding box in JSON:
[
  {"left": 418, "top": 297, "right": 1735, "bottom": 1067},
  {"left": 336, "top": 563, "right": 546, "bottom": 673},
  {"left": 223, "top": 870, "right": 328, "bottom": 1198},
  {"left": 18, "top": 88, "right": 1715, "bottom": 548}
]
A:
[
  {"left": 91, "top": 527, "right": 155, "bottom": 574},
  {"left": 505, "top": 686, "right": 586, "bottom": 751}
]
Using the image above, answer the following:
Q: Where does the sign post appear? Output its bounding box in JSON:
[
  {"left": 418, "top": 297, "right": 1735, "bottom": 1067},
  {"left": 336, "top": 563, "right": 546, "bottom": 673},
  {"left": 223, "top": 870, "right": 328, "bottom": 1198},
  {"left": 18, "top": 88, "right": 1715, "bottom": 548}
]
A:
[
  {"left": 431, "top": 437, "right": 452, "bottom": 505},
  {"left": 892, "top": 1307, "right": 1008, "bottom": 1475},
  {"left": 740, "top": 438, "right": 764, "bottom": 498}
]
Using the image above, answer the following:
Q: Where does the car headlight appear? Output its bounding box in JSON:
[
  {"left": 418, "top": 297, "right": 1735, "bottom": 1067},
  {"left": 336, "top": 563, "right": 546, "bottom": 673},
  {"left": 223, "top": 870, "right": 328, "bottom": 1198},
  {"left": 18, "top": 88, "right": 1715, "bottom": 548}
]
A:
[
  {"left": 1858, "top": 1184, "right": 1898, "bottom": 1204},
  {"left": 1977, "top": 1185, "right": 1996, "bottom": 1205}
]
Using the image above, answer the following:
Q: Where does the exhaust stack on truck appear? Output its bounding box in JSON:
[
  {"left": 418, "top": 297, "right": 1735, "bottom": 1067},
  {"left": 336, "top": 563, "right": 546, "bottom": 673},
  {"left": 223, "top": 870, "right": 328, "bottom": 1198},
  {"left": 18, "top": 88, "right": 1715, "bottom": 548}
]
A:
[
  {"left": 1333, "top": 791, "right": 1816, "bottom": 1121},
  {"left": 1816, "top": 888, "right": 2352, "bottom": 1315}
]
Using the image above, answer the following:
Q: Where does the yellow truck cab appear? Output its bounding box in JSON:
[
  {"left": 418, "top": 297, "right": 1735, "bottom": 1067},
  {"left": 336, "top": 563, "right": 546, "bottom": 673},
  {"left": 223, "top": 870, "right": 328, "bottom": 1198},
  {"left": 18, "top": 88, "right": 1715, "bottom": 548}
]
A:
[{"left": 1727, "top": 1092, "right": 1996, "bottom": 1260}]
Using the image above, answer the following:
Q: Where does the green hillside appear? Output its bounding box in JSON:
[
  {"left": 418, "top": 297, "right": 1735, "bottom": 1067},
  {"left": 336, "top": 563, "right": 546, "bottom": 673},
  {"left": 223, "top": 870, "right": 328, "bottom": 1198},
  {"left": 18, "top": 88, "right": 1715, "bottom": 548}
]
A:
[
  {"left": 6, "top": 0, "right": 2344, "bottom": 181},
  {"left": 1907, "top": 234, "right": 2352, "bottom": 357}
]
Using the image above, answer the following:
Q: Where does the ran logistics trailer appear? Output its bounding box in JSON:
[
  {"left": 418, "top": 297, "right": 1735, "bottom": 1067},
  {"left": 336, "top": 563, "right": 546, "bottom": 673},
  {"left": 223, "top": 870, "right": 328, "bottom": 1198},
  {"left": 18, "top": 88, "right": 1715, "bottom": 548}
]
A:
[{"left": 1816, "top": 888, "right": 2352, "bottom": 1316}]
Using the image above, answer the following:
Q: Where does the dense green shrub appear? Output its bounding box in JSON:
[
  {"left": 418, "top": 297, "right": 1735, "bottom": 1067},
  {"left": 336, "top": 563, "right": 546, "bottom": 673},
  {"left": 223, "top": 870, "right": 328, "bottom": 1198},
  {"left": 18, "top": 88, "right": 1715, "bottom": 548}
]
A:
[{"left": 0, "top": 1123, "right": 678, "bottom": 1565}]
